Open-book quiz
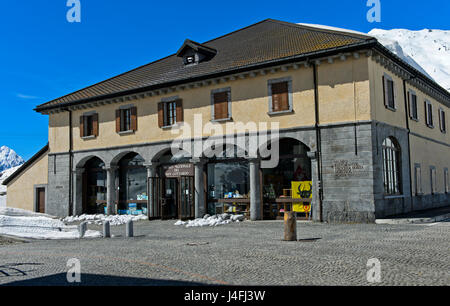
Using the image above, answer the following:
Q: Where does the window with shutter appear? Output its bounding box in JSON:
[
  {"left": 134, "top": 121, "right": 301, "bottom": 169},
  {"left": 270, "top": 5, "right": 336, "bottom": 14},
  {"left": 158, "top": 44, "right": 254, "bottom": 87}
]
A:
[
  {"left": 80, "top": 114, "right": 95, "bottom": 138},
  {"left": 383, "top": 75, "right": 395, "bottom": 110},
  {"left": 408, "top": 91, "right": 418, "bottom": 120},
  {"left": 425, "top": 101, "right": 434, "bottom": 128},
  {"left": 213, "top": 91, "right": 229, "bottom": 120},
  {"left": 271, "top": 82, "right": 289, "bottom": 112},
  {"left": 439, "top": 108, "right": 446, "bottom": 133}
]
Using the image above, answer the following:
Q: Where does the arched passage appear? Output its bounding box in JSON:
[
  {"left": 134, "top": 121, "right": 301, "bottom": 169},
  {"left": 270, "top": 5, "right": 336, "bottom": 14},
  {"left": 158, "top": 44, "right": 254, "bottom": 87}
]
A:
[
  {"left": 259, "top": 137, "right": 312, "bottom": 219},
  {"left": 83, "top": 157, "right": 107, "bottom": 214}
]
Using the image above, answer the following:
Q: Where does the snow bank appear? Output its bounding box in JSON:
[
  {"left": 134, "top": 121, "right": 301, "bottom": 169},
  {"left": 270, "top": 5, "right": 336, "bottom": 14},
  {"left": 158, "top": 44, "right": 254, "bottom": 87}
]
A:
[
  {"left": 63, "top": 214, "right": 148, "bottom": 226},
  {"left": 0, "top": 208, "right": 101, "bottom": 240},
  {"left": 175, "top": 213, "right": 245, "bottom": 228}
]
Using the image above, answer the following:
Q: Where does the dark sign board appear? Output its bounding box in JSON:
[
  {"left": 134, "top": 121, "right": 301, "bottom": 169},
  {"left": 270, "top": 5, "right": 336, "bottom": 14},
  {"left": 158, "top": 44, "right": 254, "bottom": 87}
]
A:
[{"left": 163, "top": 163, "right": 194, "bottom": 178}]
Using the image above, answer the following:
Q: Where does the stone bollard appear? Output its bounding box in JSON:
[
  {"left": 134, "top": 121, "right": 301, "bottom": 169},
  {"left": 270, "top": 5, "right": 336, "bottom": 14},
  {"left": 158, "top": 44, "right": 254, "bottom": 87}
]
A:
[
  {"left": 126, "top": 220, "right": 134, "bottom": 237},
  {"left": 103, "top": 221, "right": 111, "bottom": 238},
  {"left": 79, "top": 221, "right": 87, "bottom": 239},
  {"left": 284, "top": 212, "right": 297, "bottom": 241}
]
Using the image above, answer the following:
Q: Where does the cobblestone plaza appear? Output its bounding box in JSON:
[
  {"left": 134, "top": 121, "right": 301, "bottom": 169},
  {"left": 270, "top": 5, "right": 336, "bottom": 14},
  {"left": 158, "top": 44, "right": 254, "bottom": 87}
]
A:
[{"left": 0, "top": 220, "right": 449, "bottom": 286}]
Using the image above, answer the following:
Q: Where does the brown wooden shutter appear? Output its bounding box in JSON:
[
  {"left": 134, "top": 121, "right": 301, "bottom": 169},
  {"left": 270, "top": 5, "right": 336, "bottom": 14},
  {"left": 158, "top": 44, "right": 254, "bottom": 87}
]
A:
[
  {"left": 214, "top": 92, "right": 228, "bottom": 120},
  {"left": 115, "top": 109, "right": 121, "bottom": 133},
  {"left": 272, "top": 82, "right": 289, "bottom": 112},
  {"left": 382, "top": 76, "right": 388, "bottom": 108},
  {"left": 130, "top": 107, "right": 137, "bottom": 131},
  {"left": 80, "top": 116, "right": 84, "bottom": 137},
  {"left": 92, "top": 113, "right": 99, "bottom": 136},
  {"left": 176, "top": 99, "right": 183, "bottom": 123},
  {"left": 158, "top": 102, "right": 164, "bottom": 128}
]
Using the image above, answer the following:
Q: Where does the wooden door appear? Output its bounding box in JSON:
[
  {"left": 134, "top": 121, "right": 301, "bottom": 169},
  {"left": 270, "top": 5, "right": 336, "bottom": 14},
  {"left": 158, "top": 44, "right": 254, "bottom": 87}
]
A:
[{"left": 37, "top": 188, "right": 45, "bottom": 213}]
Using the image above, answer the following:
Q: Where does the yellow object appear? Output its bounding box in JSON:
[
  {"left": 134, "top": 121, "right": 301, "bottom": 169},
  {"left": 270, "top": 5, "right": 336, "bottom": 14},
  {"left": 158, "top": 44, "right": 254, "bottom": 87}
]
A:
[{"left": 292, "top": 181, "right": 312, "bottom": 213}]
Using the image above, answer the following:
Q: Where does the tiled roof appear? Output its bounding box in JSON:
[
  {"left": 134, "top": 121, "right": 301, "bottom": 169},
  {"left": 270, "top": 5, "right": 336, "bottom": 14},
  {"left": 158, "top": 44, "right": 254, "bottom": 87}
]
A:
[{"left": 36, "top": 19, "right": 375, "bottom": 111}]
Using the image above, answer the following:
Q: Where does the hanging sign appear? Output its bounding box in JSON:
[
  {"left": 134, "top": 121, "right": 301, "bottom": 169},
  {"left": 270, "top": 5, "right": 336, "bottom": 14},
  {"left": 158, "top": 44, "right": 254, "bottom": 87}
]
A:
[{"left": 163, "top": 163, "right": 194, "bottom": 178}]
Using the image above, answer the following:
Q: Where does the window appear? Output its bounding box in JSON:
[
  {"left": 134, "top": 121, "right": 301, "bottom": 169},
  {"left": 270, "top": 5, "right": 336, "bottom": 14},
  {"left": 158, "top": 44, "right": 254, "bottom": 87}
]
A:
[
  {"left": 439, "top": 108, "right": 446, "bottom": 133},
  {"left": 383, "top": 74, "right": 396, "bottom": 110},
  {"left": 382, "top": 137, "right": 402, "bottom": 195},
  {"left": 211, "top": 88, "right": 231, "bottom": 121},
  {"left": 116, "top": 107, "right": 137, "bottom": 133},
  {"left": 268, "top": 77, "right": 292, "bottom": 114},
  {"left": 414, "top": 164, "right": 422, "bottom": 195},
  {"left": 408, "top": 90, "right": 418, "bottom": 120},
  {"left": 425, "top": 100, "right": 434, "bottom": 128},
  {"left": 158, "top": 98, "right": 183, "bottom": 128},
  {"left": 445, "top": 168, "right": 449, "bottom": 194},
  {"left": 430, "top": 166, "right": 437, "bottom": 194},
  {"left": 80, "top": 113, "right": 98, "bottom": 138}
]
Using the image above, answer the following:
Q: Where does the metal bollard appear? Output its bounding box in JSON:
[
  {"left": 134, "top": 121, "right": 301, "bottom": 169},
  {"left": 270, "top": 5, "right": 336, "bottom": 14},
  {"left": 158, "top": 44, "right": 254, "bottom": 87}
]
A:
[
  {"left": 103, "top": 221, "right": 111, "bottom": 238},
  {"left": 126, "top": 220, "right": 134, "bottom": 237},
  {"left": 284, "top": 212, "right": 297, "bottom": 241},
  {"left": 79, "top": 221, "right": 87, "bottom": 239}
]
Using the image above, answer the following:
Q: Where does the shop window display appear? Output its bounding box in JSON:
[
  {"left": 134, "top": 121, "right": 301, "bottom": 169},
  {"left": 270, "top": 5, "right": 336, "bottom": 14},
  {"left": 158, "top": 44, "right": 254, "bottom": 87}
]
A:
[{"left": 118, "top": 153, "right": 148, "bottom": 215}]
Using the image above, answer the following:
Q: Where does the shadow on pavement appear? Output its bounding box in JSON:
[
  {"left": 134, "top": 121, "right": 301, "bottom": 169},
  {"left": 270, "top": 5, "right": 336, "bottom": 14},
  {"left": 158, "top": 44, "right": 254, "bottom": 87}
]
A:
[{"left": 2, "top": 273, "right": 209, "bottom": 286}]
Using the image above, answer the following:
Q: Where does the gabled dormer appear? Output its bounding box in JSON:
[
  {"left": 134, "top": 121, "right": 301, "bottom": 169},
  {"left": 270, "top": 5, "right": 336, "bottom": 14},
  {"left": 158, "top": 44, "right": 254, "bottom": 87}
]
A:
[{"left": 176, "top": 39, "right": 217, "bottom": 66}]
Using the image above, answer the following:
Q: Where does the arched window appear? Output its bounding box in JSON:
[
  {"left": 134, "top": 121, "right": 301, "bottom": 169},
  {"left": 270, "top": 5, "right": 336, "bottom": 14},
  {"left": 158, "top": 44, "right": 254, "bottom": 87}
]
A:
[{"left": 382, "top": 137, "right": 402, "bottom": 195}]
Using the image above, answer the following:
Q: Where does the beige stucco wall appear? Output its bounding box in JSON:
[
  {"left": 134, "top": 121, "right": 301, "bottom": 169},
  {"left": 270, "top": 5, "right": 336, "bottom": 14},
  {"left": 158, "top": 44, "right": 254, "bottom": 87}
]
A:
[
  {"left": 48, "top": 57, "right": 371, "bottom": 154},
  {"left": 369, "top": 58, "right": 450, "bottom": 195},
  {"left": 6, "top": 151, "right": 49, "bottom": 211}
]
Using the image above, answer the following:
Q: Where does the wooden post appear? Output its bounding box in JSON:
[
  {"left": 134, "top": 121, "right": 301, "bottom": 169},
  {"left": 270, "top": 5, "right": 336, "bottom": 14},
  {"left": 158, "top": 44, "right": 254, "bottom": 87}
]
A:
[{"left": 284, "top": 212, "right": 297, "bottom": 241}]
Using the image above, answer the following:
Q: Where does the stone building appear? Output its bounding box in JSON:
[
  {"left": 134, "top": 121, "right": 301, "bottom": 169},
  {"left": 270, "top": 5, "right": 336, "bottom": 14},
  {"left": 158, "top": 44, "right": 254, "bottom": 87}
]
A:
[{"left": 3, "top": 19, "right": 449, "bottom": 222}]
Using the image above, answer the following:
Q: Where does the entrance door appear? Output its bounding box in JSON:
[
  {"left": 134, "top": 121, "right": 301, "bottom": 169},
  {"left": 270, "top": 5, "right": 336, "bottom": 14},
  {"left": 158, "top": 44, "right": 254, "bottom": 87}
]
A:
[
  {"left": 36, "top": 188, "right": 45, "bottom": 213},
  {"left": 161, "top": 178, "right": 178, "bottom": 220},
  {"left": 179, "top": 176, "right": 195, "bottom": 220}
]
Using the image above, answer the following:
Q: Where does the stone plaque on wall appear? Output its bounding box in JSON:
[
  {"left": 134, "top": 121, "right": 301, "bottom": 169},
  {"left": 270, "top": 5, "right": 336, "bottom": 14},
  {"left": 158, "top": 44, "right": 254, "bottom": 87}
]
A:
[{"left": 332, "top": 160, "right": 364, "bottom": 178}]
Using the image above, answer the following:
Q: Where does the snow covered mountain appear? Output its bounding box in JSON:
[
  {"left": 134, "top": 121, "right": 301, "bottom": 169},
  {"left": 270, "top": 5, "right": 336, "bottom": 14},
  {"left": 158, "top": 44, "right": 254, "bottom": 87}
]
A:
[
  {"left": 0, "top": 165, "right": 22, "bottom": 207},
  {"left": 0, "top": 146, "right": 24, "bottom": 173},
  {"left": 299, "top": 23, "right": 450, "bottom": 92},
  {"left": 369, "top": 29, "right": 450, "bottom": 91}
]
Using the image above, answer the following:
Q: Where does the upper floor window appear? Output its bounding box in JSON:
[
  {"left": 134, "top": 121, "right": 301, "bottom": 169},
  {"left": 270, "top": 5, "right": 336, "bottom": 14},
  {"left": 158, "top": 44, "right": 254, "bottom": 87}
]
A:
[
  {"left": 158, "top": 98, "right": 183, "bottom": 128},
  {"left": 439, "top": 107, "right": 446, "bottom": 133},
  {"left": 425, "top": 100, "right": 434, "bottom": 128},
  {"left": 116, "top": 106, "right": 137, "bottom": 133},
  {"left": 408, "top": 90, "right": 418, "bottom": 121},
  {"left": 382, "top": 137, "right": 402, "bottom": 195},
  {"left": 268, "top": 77, "right": 293, "bottom": 114},
  {"left": 383, "top": 74, "right": 396, "bottom": 111},
  {"left": 211, "top": 88, "right": 231, "bottom": 121},
  {"left": 80, "top": 113, "right": 98, "bottom": 138}
]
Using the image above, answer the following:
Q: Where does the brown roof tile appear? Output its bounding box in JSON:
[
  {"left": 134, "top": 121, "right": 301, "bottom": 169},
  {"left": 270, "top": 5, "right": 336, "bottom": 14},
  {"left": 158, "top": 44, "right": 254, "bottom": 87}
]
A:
[{"left": 35, "top": 19, "right": 374, "bottom": 111}]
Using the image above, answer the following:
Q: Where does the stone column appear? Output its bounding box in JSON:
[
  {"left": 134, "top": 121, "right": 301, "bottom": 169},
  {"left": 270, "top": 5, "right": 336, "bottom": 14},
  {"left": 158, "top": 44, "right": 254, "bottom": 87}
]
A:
[
  {"left": 307, "top": 151, "right": 320, "bottom": 222},
  {"left": 72, "top": 168, "right": 84, "bottom": 216},
  {"left": 144, "top": 162, "right": 159, "bottom": 219},
  {"left": 248, "top": 158, "right": 262, "bottom": 221},
  {"left": 191, "top": 158, "right": 206, "bottom": 218},
  {"left": 105, "top": 165, "right": 118, "bottom": 216}
]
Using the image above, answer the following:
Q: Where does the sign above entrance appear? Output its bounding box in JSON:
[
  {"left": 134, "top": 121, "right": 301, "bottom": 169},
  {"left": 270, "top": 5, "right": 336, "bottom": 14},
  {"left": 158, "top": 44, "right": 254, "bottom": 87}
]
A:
[{"left": 163, "top": 163, "right": 194, "bottom": 178}]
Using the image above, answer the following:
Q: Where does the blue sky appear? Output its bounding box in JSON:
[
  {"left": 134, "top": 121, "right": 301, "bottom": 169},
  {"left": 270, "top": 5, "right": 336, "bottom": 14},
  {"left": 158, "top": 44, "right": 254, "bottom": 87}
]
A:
[{"left": 1, "top": 0, "right": 449, "bottom": 160}]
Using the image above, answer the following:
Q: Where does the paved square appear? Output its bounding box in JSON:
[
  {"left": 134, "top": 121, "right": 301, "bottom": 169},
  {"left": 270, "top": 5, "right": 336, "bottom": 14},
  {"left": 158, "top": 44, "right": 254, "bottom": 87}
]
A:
[{"left": 0, "top": 220, "right": 449, "bottom": 286}]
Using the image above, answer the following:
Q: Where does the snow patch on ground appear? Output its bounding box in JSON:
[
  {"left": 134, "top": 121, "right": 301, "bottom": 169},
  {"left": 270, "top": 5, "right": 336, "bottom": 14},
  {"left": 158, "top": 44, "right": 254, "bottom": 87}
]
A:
[
  {"left": 0, "top": 208, "right": 101, "bottom": 240},
  {"left": 175, "top": 213, "right": 245, "bottom": 227},
  {"left": 63, "top": 214, "right": 148, "bottom": 226},
  {"left": 0, "top": 166, "right": 22, "bottom": 208}
]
